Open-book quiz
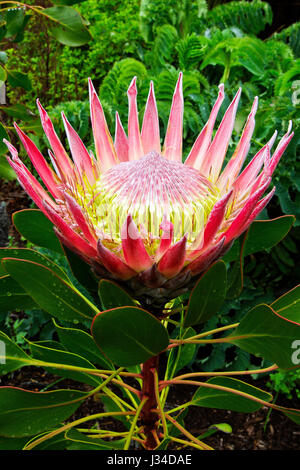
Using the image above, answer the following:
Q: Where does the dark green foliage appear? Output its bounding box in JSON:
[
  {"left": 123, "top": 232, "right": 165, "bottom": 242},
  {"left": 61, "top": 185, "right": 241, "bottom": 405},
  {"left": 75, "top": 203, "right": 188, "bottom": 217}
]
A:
[{"left": 202, "top": 0, "right": 273, "bottom": 35}]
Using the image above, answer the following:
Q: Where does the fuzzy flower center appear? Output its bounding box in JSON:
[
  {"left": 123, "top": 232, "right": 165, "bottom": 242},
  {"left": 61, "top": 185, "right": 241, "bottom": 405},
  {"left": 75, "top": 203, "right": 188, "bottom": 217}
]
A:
[{"left": 86, "top": 151, "right": 219, "bottom": 250}]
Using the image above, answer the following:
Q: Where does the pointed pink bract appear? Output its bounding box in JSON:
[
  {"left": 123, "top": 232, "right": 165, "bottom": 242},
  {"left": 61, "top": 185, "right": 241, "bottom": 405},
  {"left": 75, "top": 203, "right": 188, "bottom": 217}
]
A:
[
  {"left": 163, "top": 72, "right": 184, "bottom": 162},
  {"left": 127, "top": 77, "right": 144, "bottom": 160},
  {"left": 121, "top": 215, "right": 152, "bottom": 272},
  {"left": 141, "top": 81, "right": 161, "bottom": 154},
  {"left": 114, "top": 111, "right": 129, "bottom": 162},
  {"left": 89, "top": 78, "right": 118, "bottom": 172}
]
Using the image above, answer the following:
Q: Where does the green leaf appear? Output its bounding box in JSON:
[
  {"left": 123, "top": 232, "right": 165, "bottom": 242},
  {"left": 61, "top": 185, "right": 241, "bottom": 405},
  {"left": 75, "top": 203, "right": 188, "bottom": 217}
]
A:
[
  {"left": 227, "top": 304, "right": 300, "bottom": 369},
  {"left": 4, "top": 9, "right": 25, "bottom": 37},
  {"left": 209, "top": 423, "right": 232, "bottom": 434},
  {"left": 43, "top": 6, "right": 92, "bottom": 47},
  {"left": 28, "top": 341, "right": 102, "bottom": 387},
  {"left": 191, "top": 377, "right": 272, "bottom": 412},
  {"left": 0, "top": 331, "right": 32, "bottom": 376},
  {"left": 271, "top": 285, "right": 300, "bottom": 323},
  {"left": 92, "top": 307, "right": 169, "bottom": 366},
  {"left": 0, "top": 121, "right": 8, "bottom": 154},
  {"left": 0, "top": 104, "right": 36, "bottom": 121},
  {"left": 0, "top": 436, "right": 30, "bottom": 450},
  {"left": 29, "top": 434, "right": 71, "bottom": 450},
  {"left": 62, "top": 244, "right": 98, "bottom": 300},
  {"left": 0, "top": 158, "right": 16, "bottom": 180},
  {"left": 54, "top": 320, "right": 113, "bottom": 369},
  {"left": 171, "top": 327, "right": 197, "bottom": 375},
  {"left": 98, "top": 279, "right": 136, "bottom": 310},
  {"left": 223, "top": 216, "right": 295, "bottom": 263},
  {"left": 0, "top": 275, "right": 37, "bottom": 313},
  {"left": 7, "top": 70, "right": 32, "bottom": 91},
  {"left": 65, "top": 428, "right": 126, "bottom": 450},
  {"left": 2, "top": 259, "right": 98, "bottom": 324},
  {"left": 226, "top": 235, "right": 246, "bottom": 299},
  {"left": 0, "top": 387, "right": 86, "bottom": 437},
  {"left": 13, "top": 209, "right": 63, "bottom": 254},
  {"left": 0, "top": 247, "right": 69, "bottom": 281},
  {"left": 0, "top": 65, "right": 6, "bottom": 84},
  {"left": 184, "top": 261, "right": 227, "bottom": 327},
  {"left": 281, "top": 407, "right": 300, "bottom": 425}
]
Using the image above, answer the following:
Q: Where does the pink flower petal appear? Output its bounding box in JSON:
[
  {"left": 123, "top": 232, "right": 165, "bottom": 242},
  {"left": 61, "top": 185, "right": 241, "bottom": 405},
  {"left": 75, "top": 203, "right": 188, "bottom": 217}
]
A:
[
  {"left": 64, "top": 193, "right": 97, "bottom": 246},
  {"left": 14, "top": 123, "right": 61, "bottom": 199},
  {"left": 157, "top": 236, "right": 187, "bottom": 278},
  {"left": 156, "top": 218, "right": 174, "bottom": 260},
  {"left": 268, "top": 123, "right": 294, "bottom": 176},
  {"left": 201, "top": 88, "right": 241, "bottom": 181},
  {"left": 163, "top": 72, "right": 183, "bottom": 162},
  {"left": 233, "top": 144, "right": 270, "bottom": 194},
  {"left": 97, "top": 241, "right": 135, "bottom": 280},
  {"left": 37, "top": 99, "right": 74, "bottom": 178},
  {"left": 127, "top": 77, "right": 144, "bottom": 160},
  {"left": 236, "top": 187, "right": 276, "bottom": 238},
  {"left": 88, "top": 78, "right": 118, "bottom": 172},
  {"left": 44, "top": 202, "right": 98, "bottom": 259},
  {"left": 202, "top": 190, "right": 233, "bottom": 247},
  {"left": 217, "top": 96, "right": 258, "bottom": 192},
  {"left": 187, "top": 237, "right": 225, "bottom": 275},
  {"left": 62, "top": 112, "right": 97, "bottom": 185},
  {"left": 6, "top": 154, "right": 57, "bottom": 217},
  {"left": 185, "top": 84, "right": 224, "bottom": 170},
  {"left": 221, "top": 178, "right": 271, "bottom": 244},
  {"left": 114, "top": 111, "right": 129, "bottom": 162},
  {"left": 141, "top": 81, "right": 161, "bottom": 154},
  {"left": 121, "top": 215, "right": 153, "bottom": 272}
]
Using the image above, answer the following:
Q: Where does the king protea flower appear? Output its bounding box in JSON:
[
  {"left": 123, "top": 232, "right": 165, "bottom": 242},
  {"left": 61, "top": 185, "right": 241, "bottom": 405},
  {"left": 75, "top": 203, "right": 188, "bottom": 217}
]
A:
[{"left": 5, "top": 73, "right": 293, "bottom": 308}]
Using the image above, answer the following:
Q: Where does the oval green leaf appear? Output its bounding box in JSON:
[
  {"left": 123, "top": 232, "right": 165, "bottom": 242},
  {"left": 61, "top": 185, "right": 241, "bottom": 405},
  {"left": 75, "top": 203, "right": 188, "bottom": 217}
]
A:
[
  {"left": 223, "top": 216, "right": 295, "bottom": 263},
  {"left": 271, "top": 285, "right": 300, "bottom": 323},
  {"left": 7, "top": 70, "right": 32, "bottom": 91},
  {"left": 0, "top": 275, "right": 37, "bottom": 313},
  {"left": 0, "top": 331, "right": 33, "bottom": 376},
  {"left": 0, "top": 247, "right": 69, "bottom": 280},
  {"left": 98, "top": 279, "right": 136, "bottom": 310},
  {"left": 13, "top": 209, "right": 63, "bottom": 254},
  {"left": 54, "top": 320, "right": 113, "bottom": 369},
  {"left": 184, "top": 260, "right": 227, "bottom": 327},
  {"left": 62, "top": 244, "right": 99, "bottom": 300},
  {"left": 65, "top": 428, "right": 126, "bottom": 450},
  {"left": 43, "top": 6, "right": 92, "bottom": 46},
  {"left": 28, "top": 340, "right": 102, "bottom": 387},
  {"left": 0, "top": 387, "right": 86, "bottom": 437},
  {"left": 191, "top": 376, "right": 272, "bottom": 412},
  {"left": 2, "top": 258, "right": 98, "bottom": 323},
  {"left": 227, "top": 304, "right": 300, "bottom": 369},
  {"left": 92, "top": 307, "right": 169, "bottom": 366}
]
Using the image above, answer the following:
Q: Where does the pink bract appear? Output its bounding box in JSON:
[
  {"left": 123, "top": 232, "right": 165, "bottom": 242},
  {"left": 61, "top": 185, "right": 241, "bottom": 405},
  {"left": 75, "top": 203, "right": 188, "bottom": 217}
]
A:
[{"left": 5, "top": 73, "right": 293, "bottom": 308}]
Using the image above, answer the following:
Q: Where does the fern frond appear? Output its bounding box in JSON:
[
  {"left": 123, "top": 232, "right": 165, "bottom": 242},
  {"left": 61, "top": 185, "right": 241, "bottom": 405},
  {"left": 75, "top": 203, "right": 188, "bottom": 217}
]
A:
[
  {"left": 176, "top": 33, "right": 208, "bottom": 70},
  {"left": 203, "top": 0, "right": 273, "bottom": 36},
  {"left": 151, "top": 24, "right": 179, "bottom": 71},
  {"left": 273, "top": 22, "right": 300, "bottom": 58},
  {"left": 274, "top": 59, "right": 300, "bottom": 96}
]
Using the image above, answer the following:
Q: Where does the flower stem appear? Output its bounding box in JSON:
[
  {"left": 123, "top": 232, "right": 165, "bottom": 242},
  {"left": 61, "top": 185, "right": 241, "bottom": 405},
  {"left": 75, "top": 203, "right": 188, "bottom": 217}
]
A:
[{"left": 140, "top": 355, "right": 160, "bottom": 450}]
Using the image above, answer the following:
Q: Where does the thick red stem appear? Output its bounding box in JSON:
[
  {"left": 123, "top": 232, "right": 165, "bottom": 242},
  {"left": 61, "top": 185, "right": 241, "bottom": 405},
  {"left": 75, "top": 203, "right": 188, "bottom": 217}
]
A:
[{"left": 140, "top": 355, "right": 159, "bottom": 450}]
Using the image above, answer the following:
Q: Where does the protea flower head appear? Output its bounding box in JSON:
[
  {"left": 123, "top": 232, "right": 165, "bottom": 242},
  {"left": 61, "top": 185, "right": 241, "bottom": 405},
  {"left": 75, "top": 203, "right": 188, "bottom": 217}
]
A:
[{"left": 5, "top": 73, "right": 293, "bottom": 309}]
